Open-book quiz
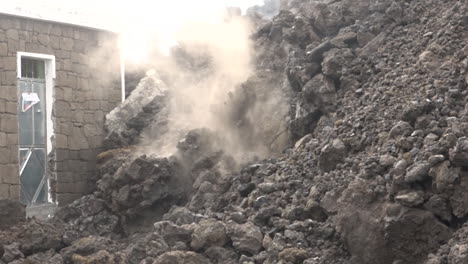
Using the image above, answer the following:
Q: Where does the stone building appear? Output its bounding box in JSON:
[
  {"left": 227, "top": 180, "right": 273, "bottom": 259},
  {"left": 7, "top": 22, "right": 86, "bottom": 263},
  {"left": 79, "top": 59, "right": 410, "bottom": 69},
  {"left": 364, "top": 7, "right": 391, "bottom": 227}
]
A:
[{"left": 0, "top": 12, "right": 122, "bottom": 206}]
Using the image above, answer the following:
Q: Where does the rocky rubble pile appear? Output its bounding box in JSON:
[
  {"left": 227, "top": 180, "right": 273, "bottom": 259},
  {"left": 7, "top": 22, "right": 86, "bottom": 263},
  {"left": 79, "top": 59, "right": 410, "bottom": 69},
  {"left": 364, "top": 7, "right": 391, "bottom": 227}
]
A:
[{"left": 1, "top": 0, "right": 468, "bottom": 263}]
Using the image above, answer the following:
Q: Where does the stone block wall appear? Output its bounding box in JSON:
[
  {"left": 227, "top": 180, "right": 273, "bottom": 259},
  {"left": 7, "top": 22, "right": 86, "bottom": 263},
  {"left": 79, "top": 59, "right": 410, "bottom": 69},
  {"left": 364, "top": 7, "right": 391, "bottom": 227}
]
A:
[{"left": 0, "top": 13, "right": 121, "bottom": 206}]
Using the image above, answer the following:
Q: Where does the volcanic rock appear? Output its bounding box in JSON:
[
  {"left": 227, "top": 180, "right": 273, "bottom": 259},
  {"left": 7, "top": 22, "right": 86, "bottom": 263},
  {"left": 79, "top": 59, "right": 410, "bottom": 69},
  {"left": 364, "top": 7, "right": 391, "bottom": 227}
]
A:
[{"left": 0, "top": 200, "right": 25, "bottom": 229}]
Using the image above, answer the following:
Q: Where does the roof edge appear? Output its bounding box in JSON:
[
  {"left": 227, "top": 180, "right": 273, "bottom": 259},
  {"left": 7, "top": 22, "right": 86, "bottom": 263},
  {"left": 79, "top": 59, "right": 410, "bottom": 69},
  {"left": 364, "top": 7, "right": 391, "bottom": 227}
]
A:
[{"left": 0, "top": 11, "right": 119, "bottom": 34}]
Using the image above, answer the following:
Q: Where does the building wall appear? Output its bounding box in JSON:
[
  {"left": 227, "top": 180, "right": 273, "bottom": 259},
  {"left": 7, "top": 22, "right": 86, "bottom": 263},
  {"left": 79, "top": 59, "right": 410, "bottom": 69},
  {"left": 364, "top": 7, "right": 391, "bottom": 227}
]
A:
[{"left": 0, "top": 14, "right": 121, "bottom": 206}]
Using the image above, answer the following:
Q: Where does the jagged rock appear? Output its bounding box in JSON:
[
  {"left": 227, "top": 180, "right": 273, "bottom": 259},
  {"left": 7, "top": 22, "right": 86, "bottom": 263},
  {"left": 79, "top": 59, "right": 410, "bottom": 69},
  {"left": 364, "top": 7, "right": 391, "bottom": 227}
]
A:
[
  {"left": 449, "top": 170, "right": 468, "bottom": 218},
  {"left": 306, "top": 41, "right": 334, "bottom": 63},
  {"left": 228, "top": 223, "right": 263, "bottom": 255},
  {"left": 204, "top": 246, "right": 238, "bottom": 264},
  {"left": 293, "top": 134, "right": 313, "bottom": 151},
  {"left": 153, "top": 251, "right": 212, "bottom": 264},
  {"left": 379, "top": 155, "right": 397, "bottom": 167},
  {"left": 401, "top": 103, "right": 435, "bottom": 125},
  {"left": 330, "top": 32, "right": 357, "bottom": 47},
  {"left": 302, "top": 74, "right": 337, "bottom": 113},
  {"left": 190, "top": 219, "right": 228, "bottom": 250},
  {"left": 428, "top": 155, "right": 446, "bottom": 165},
  {"left": 283, "top": 16, "right": 321, "bottom": 48},
  {"left": 404, "top": 163, "right": 430, "bottom": 183},
  {"left": 418, "top": 50, "right": 442, "bottom": 70},
  {"left": 53, "top": 196, "right": 120, "bottom": 243},
  {"left": 384, "top": 206, "right": 452, "bottom": 264},
  {"left": 163, "top": 207, "right": 203, "bottom": 225},
  {"left": 104, "top": 71, "right": 169, "bottom": 149},
  {"left": 1, "top": 243, "right": 23, "bottom": 262},
  {"left": 0, "top": 200, "right": 25, "bottom": 230},
  {"left": 60, "top": 236, "right": 114, "bottom": 263},
  {"left": 254, "top": 206, "right": 282, "bottom": 225},
  {"left": 424, "top": 195, "right": 453, "bottom": 222},
  {"left": 321, "top": 48, "right": 354, "bottom": 81},
  {"left": 97, "top": 155, "right": 187, "bottom": 218},
  {"left": 16, "top": 220, "right": 64, "bottom": 255},
  {"left": 125, "top": 232, "right": 169, "bottom": 264},
  {"left": 257, "top": 182, "right": 277, "bottom": 194},
  {"left": 238, "top": 183, "right": 256, "bottom": 197},
  {"left": 278, "top": 248, "right": 309, "bottom": 263},
  {"left": 429, "top": 222, "right": 468, "bottom": 263},
  {"left": 7, "top": 249, "right": 63, "bottom": 264},
  {"left": 356, "top": 32, "right": 375, "bottom": 47},
  {"left": 389, "top": 121, "right": 413, "bottom": 139},
  {"left": 153, "top": 221, "right": 193, "bottom": 247},
  {"left": 318, "top": 139, "right": 346, "bottom": 172},
  {"left": 429, "top": 161, "right": 459, "bottom": 193},
  {"left": 448, "top": 244, "right": 468, "bottom": 264},
  {"left": 449, "top": 137, "right": 468, "bottom": 167},
  {"left": 287, "top": 62, "right": 320, "bottom": 92}
]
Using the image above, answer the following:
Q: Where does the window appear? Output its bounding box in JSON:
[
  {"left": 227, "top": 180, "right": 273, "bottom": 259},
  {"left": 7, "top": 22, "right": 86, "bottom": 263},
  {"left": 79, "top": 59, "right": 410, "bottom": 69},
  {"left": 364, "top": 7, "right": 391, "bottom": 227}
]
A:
[{"left": 21, "top": 58, "right": 45, "bottom": 79}]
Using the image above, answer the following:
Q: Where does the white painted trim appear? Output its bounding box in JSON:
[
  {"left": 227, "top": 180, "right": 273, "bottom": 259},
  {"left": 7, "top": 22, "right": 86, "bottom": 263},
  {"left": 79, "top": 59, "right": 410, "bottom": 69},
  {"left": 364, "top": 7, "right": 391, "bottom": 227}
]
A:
[
  {"left": 17, "top": 52, "right": 55, "bottom": 156},
  {"left": 17, "top": 52, "right": 56, "bottom": 79},
  {"left": 17, "top": 52, "right": 56, "bottom": 204}
]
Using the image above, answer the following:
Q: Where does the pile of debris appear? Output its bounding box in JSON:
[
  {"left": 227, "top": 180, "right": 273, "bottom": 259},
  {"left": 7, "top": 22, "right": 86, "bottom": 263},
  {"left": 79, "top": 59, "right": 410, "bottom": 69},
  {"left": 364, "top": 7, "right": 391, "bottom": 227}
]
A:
[{"left": 1, "top": 0, "right": 468, "bottom": 263}]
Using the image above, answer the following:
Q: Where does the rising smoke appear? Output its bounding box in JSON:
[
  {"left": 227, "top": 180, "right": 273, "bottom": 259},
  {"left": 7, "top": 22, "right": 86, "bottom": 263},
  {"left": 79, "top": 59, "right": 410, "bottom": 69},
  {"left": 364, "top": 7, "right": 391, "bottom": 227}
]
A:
[{"left": 125, "top": 1, "right": 288, "bottom": 164}]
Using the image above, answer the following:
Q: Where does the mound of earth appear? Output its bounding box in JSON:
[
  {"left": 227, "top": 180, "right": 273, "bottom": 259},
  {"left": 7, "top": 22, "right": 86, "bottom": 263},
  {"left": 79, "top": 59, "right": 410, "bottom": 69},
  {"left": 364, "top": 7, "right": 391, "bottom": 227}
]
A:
[{"left": 1, "top": 0, "right": 467, "bottom": 264}]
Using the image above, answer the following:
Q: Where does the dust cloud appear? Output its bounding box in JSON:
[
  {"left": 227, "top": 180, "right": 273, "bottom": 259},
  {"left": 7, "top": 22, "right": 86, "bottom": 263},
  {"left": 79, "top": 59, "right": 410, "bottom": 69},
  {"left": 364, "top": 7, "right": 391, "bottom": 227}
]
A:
[{"left": 127, "top": 3, "right": 289, "bottom": 164}]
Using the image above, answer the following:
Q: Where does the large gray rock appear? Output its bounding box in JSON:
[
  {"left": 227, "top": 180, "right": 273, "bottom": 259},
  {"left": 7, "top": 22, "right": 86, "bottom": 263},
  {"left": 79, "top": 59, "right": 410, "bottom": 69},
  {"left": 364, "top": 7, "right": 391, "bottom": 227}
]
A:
[
  {"left": 104, "top": 71, "right": 169, "bottom": 149},
  {"left": 53, "top": 196, "right": 120, "bottom": 243},
  {"left": 424, "top": 195, "right": 453, "bottom": 222},
  {"left": 389, "top": 121, "right": 413, "bottom": 139},
  {"left": 302, "top": 74, "right": 337, "bottom": 113},
  {"left": 125, "top": 232, "right": 169, "bottom": 264},
  {"left": 17, "top": 220, "right": 64, "bottom": 255},
  {"left": 153, "top": 221, "right": 194, "bottom": 247},
  {"left": 228, "top": 223, "right": 263, "bottom": 255},
  {"left": 318, "top": 139, "right": 346, "bottom": 172},
  {"left": 404, "top": 163, "right": 430, "bottom": 183},
  {"left": 321, "top": 48, "right": 354, "bottom": 81},
  {"left": 429, "top": 161, "right": 459, "bottom": 193},
  {"left": 338, "top": 179, "right": 452, "bottom": 264},
  {"left": 190, "top": 219, "right": 228, "bottom": 250},
  {"left": 97, "top": 155, "right": 187, "bottom": 217}
]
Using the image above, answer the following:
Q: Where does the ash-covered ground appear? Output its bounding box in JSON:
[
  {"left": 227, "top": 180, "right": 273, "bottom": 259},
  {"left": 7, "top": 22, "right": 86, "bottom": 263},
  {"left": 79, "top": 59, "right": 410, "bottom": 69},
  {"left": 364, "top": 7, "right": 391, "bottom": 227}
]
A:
[{"left": 1, "top": 0, "right": 468, "bottom": 263}]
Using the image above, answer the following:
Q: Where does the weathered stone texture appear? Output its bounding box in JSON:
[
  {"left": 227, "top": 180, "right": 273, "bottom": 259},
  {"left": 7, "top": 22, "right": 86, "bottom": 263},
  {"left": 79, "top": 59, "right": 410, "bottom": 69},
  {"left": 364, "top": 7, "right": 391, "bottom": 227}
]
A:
[{"left": 0, "top": 14, "right": 120, "bottom": 205}]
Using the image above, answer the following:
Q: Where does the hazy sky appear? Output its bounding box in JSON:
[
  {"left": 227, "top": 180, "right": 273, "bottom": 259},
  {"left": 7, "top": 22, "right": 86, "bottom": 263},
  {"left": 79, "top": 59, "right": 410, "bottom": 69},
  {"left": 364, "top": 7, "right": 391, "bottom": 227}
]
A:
[
  {"left": 2, "top": 0, "right": 264, "bottom": 29},
  {"left": 2, "top": 0, "right": 265, "bottom": 62}
]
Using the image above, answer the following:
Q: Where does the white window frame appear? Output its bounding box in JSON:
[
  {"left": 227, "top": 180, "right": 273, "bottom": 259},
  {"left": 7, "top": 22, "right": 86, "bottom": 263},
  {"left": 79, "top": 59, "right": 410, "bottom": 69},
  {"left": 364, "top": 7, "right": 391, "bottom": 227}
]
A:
[
  {"left": 17, "top": 52, "right": 56, "bottom": 79},
  {"left": 16, "top": 52, "right": 56, "bottom": 156}
]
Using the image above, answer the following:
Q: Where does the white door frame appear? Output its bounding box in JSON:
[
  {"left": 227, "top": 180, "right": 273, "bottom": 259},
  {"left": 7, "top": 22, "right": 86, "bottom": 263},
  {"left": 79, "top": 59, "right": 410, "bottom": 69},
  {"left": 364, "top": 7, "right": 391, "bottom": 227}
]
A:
[
  {"left": 17, "top": 52, "right": 55, "bottom": 155},
  {"left": 17, "top": 52, "right": 56, "bottom": 204}
]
